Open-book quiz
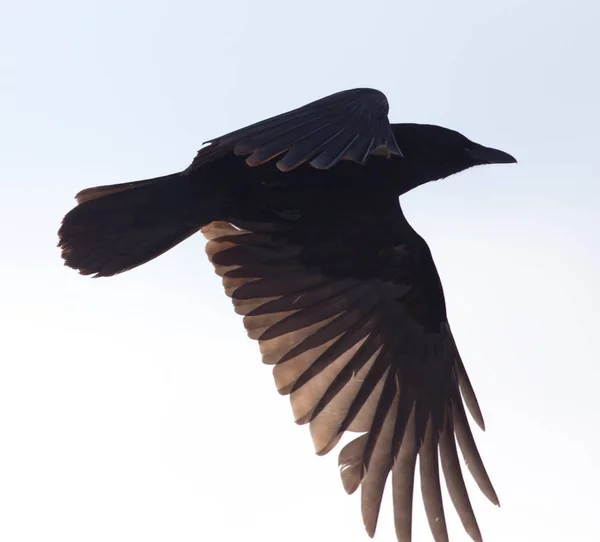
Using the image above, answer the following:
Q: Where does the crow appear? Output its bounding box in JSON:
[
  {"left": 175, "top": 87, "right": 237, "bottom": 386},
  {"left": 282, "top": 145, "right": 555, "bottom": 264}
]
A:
[{"left": 58, "top": 88, "right": 516, "bottom": 542}]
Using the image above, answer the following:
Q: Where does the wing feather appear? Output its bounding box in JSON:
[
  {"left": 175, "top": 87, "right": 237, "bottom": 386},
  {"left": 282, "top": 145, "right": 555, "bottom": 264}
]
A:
[
  {"left": 419, "top": 417, "right": 449, "bottom": 542},
  {"left": 439, "top": 422, "right": 483, "bottom": 542}
]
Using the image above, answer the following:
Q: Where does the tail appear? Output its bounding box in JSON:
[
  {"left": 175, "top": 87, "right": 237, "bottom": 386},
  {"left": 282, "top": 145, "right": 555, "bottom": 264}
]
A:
[{"left": 58, "top": 172, "right": 225, "bottom": 277}]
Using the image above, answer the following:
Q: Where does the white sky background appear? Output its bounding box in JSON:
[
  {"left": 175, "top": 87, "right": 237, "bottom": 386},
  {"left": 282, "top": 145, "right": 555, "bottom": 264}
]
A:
[{"left": 1, "top": 1, "right": 599, "bottom": 541}]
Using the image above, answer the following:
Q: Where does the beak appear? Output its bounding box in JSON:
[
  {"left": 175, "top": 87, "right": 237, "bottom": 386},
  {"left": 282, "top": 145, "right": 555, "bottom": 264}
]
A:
[{"left": 469, "top": 144, "right": 517, "bottom": 164}]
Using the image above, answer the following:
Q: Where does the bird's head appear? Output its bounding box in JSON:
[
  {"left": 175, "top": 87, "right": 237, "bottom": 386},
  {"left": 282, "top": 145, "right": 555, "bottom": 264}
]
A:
[{"left": 390, "top": 123, "right": 517, "bottom": 191}]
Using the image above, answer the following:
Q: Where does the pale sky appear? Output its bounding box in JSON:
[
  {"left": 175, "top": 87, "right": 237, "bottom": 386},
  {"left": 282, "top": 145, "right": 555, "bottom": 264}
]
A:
[{"left": 1, "top": 1, "right": 599, "bottom": 541}]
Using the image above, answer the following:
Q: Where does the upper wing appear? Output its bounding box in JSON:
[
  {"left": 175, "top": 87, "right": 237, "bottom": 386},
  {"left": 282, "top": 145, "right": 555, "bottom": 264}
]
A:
[
  {"left": 201, "top": 211, "right": 498, "bottom": 542},
  {"left": 190, "top": 88, "right": 403, "bottom": 172}
]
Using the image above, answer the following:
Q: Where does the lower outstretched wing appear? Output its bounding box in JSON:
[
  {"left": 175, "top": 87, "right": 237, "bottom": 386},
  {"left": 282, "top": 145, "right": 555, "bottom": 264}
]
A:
[{"left": 201, "top": 209, "right": 497, "bottom": 542}]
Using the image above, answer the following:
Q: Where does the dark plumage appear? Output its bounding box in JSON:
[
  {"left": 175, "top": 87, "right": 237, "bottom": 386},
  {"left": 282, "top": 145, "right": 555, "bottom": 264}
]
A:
[{"left": 58, "top": 88, "right": 516, "bottom": 542}]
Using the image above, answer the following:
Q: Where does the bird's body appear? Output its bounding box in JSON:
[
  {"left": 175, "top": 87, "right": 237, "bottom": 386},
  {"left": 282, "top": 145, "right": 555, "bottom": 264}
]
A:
[{"left": 58, "top": 88, "right": 516, "bottom": 542}]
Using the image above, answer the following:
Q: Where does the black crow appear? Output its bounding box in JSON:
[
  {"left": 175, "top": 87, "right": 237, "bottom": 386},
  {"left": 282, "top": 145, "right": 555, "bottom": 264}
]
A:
[{"left": 58, "top": 88, "right": 516, "bottom": 542}]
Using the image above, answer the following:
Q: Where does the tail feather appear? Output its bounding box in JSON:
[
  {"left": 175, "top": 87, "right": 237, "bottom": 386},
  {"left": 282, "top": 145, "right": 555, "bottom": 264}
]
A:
[{"left": 59, "top": 172, "right": 224, "bottom": 277}]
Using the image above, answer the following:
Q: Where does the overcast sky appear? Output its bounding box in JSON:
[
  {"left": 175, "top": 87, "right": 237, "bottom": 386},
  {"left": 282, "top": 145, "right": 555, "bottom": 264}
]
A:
[{"left": 1, "top": 1, "right": 599, "bottom": 541}]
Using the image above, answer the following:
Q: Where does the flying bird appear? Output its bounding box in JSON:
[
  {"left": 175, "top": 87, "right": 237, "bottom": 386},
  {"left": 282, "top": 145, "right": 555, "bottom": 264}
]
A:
[{"left": 58, "top": 88, "right": 516, "bottom": 542}]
